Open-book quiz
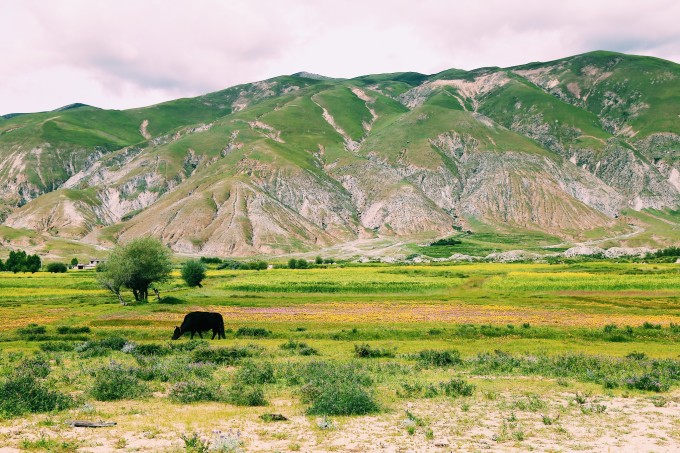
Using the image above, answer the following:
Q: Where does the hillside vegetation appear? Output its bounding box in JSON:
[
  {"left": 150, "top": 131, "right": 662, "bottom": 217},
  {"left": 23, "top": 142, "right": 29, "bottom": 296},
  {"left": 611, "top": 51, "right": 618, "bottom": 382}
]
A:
[{"left": 0, "top": 51, "right": 678, "bottom": 257}]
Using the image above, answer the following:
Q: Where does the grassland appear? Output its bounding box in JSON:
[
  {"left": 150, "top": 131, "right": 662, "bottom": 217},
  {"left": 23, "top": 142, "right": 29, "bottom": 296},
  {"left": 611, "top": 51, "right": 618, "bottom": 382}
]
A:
[{"left": 0, "top": 262, "right": 679, "bottom": 452}]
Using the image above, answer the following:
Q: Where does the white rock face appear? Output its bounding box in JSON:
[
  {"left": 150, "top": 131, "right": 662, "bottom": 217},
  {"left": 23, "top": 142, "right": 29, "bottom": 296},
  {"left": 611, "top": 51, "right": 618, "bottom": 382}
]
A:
[{"left": 563, "top": 246, "right": 606, "bottom": 257}]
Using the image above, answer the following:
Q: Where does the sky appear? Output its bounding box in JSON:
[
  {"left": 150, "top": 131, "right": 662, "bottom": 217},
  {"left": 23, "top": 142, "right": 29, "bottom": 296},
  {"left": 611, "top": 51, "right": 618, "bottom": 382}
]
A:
[{"left": 1, "top": 0, "right": 679, "bottom": 115}]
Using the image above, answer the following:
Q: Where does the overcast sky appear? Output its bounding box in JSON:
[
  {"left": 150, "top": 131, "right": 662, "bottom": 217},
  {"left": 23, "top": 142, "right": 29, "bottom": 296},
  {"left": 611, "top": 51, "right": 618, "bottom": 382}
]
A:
[{"left": 1, "top": 0, "right": 678, "bottom": 115}]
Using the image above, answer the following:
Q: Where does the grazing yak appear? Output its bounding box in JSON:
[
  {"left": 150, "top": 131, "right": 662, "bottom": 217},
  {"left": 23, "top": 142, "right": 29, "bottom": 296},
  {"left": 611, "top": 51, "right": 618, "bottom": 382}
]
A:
[{"left": 172, "top": 311, "right": 225, "bottom": 340}]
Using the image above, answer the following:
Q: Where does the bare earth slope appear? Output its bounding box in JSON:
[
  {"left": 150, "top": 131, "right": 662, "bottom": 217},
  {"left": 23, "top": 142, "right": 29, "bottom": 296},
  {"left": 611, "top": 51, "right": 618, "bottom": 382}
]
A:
[{"left": 0, "top": 51, "right": 678, "bottom": 256}]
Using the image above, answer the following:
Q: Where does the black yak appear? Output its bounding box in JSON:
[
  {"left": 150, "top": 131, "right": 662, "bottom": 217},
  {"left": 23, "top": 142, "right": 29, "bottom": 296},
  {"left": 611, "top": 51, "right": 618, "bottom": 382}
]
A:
[{"left": 172, "top": 311, "right": 225, "bottom": 340}]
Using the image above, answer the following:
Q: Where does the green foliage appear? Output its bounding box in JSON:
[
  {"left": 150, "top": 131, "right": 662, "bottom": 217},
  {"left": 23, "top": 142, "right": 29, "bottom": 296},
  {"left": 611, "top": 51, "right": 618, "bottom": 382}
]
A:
[
  {"left": 5, "top": 250, "right": 41, "bottom": 273},
  {"left": 181, "top": 432, "right": 210, "bottom": 453},
  {"left": 235, "top": 361, "right": 276, "bottom": 385},
  {"left": 199, "top": 256, "right": 222, "bottom": 264},
  {"left": 99, "top": 237, "right": 173, "bottom": 301},
  {"left": 56, "top": 325, "right": 91, "bottom": 334},
  {"left": 39, "top": 341, "right": 75, "bottom": 352},
  {"left": 70, "top": 257, "right": 79, "bottom": 266},
  {"left": 280, "top": 340, "right": 319, "bottom": 356},
  {"left": 315, "top": 256, "right": 323, "bottom": 265},
  {"left": 440, "top": 378, "right": 476, "bottom": 397},
  {"left": 46, "top": 262, "right": 68, "bottom": 273},
  {"left": 289, "top": 361, "right": 379, "bottom": 415},
  {"left": 353, "top": 343, "right": 395, "bottom": 358},
  {"left": 169, "top": 380, "right": 221, "bottom": 403},
  {"left": 415, "top": 350, "right": 463, "bottom": 367},
  {"left": 192, "top": 345, "right": 260, "bottom": 365},
  {"left": 226, "top": 383, "right": 267, "bottom": 406},
  {"left": 90, "top": 361, "right": 149, "bottom": 401},
  {"left": 429, "top": 237, "right": 462, "bottom": 246},
  {"left": 17, "top": 323, "right": 47, "bottom": 336},
  {"left": 181, "top": 259, "right": 207, "bottom": 288},
  {"left": 0, "top": 359, "right": 73, "bottom": 417},
  {"left": 235, "top": 327, "right": 270, "bottom": 337},
  {"left": 288, "top": 258, "right": 297, "bottom": 269}
]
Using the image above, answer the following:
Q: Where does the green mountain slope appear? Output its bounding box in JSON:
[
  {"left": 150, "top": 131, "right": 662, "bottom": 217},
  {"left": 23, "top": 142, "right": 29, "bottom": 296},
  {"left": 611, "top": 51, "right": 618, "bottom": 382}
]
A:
[{"left": 1, "top": 51, "right": 678, "bottom": 257}]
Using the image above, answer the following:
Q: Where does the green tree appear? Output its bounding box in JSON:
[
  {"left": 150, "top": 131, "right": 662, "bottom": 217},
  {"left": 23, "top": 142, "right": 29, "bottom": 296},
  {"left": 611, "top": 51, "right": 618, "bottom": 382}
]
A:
[
  {"left": 288, "top": 258, "right": 297, "bottom": 269},
  {"left": 46, "top": 262, "right": 68, "bottom": 273},
  {"left": 70, "top": 257, "right": 79, "bottom": 267},
  {"left": 25, "top": 254, "right": 41, "bottom": 273},
  {"left": 6, "top": 250, "right": 27, "bottom": 273},
  {"left": 181, "top": 259, "right": 206, "bottom": 288},
  {"left": 99, "top": 237, "right": 173, "bottom": 302},
  {"left": 315, "top": 256, "right": 323, "bottom": 265},
  {"left": 296, "top": 259, "right": 309, "bottom": 269},
  {"left": 0, "top": 259, "right": 4, "bottom": 272}
]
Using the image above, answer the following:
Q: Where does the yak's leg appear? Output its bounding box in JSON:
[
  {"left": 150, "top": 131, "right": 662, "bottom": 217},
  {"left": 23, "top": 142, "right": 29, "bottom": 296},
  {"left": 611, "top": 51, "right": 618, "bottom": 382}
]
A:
[
  {"left": 211, "top": 330, "right": 217, "bottom": 340},
  {"left": 190, "top": 331, "right": 194, "bottom": 339}
]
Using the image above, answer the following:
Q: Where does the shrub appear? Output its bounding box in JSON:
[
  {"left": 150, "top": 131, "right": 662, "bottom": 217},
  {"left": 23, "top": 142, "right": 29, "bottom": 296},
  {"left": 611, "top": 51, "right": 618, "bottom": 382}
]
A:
[
  {"left": 181, "top": 259, "right": 207, "bottom": 288},
  {"left": 235, "top": 361, "right": 276, "bottom": 385},
  {"left": 247, "top": 260, "right": 268, "bottom": 271},
  {"left": 192, "top": 345, "right": 259, "bottom": 365},
  {"left": 39, "top": 341, "right": 75, "bottom": 352},
  {"left": 353, "top": 343, "right": 395, "bottom": 358},
  {"left": 296, "top": 259, "right": 309, "bottom": 269},
  {"left": 0, "top": 360, "right": 72, "bottom": 417},
  {"left": 235, "top": 327, "right": 270, "bottom": 338},
  {"left": 135, "top": 356, "right": 216, "bottom": 383},
  {"left": 56, "top": 326, "right": 91, "bottom": 334},
  {"left": 133, "top": 343, "right": 170, "bottom": 356},
  {"left": 17, "top": 324, "right": 47, "bottom": 336},
  {"left": 416, "top": 349, "right": 462, "bottom": 367},
  {"left": 625, "top": 373, "right": 669, "bottom": 392},
  {"left": 280, "top": 340, "right": 318, "bottom": 356},
  {"left": 288, "top": 258, "right": 297, "bottom": 269},
  {"left": 626, "top": 351, "right": 648, "bottom": 361},
  {"left": 169, "top": 380, "right": 221, "bottom": 403},
  {"left": 227, "top": 383, "right": 267, "bottom": 406},
  {"left": 440, "top": 378, "right": 475, "bottom": 397},
  {"left": 290, "top": 361, "right": 378, "bottom": 416},
  {"left": 603, "top": 324, "right": 617, "bottom": 333},
  {"left": 199, "top": 256, "right": 223, "bottom": 264},
  {"left": 159, "top": 296, "right": 185, "bottom": 305},
  {"left": 90, "top": 362, "right": 149, "bottom": 401},
  {"left": 181, "top": 432, "right": 210, "bottom": 453},
  {"left": 46, "top": 262, "right": 68, "bottom": 273},
  {"left": 315, "top": 256, "right": 323, "bottom": 265},
  {"left": 642, "top": 322, "right": 662, "bottom": 330}
]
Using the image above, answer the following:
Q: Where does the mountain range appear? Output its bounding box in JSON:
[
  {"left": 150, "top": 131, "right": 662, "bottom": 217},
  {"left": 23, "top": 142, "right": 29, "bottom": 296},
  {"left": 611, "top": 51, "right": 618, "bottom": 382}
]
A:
[{"left": 0, "top": 51, "right": 678, "bottom": 258}]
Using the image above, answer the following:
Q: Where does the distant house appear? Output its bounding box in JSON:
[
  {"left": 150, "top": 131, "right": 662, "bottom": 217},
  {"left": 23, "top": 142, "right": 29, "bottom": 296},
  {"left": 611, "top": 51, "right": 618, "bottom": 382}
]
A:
[{"left": 76, "top": 259, "right": 105, "bottom": 270}]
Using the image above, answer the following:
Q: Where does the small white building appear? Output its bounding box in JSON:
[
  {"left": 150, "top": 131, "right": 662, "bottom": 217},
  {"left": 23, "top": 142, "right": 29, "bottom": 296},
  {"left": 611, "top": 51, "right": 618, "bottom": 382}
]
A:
[{"left": 76, "top": 259, "right": 105, "bottom": 270}]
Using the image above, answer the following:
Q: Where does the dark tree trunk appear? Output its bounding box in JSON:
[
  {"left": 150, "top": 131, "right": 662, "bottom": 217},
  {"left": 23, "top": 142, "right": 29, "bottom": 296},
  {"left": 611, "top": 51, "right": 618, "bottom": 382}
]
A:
[{"left": 152, "top": 287, "right": 160, "bottom": 301}]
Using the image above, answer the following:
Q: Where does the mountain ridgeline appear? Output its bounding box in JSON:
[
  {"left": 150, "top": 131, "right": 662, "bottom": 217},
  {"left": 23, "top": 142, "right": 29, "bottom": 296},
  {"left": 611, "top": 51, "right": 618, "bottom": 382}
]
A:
[{"left": 0, "top": 51, "right": 678, "bottom": 257}]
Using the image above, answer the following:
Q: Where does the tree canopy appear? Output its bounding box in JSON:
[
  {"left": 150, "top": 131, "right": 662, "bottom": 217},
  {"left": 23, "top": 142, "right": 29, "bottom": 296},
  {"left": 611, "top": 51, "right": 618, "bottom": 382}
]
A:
[{"left": 98, "top": 237, "right": 173, "bottom": 303}]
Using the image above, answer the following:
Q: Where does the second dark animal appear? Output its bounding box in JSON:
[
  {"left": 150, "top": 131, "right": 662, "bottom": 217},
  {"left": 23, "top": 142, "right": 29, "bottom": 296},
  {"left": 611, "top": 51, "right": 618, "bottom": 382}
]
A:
[{"left": 172, "top": 311, "right": 225, "bottom": 340}]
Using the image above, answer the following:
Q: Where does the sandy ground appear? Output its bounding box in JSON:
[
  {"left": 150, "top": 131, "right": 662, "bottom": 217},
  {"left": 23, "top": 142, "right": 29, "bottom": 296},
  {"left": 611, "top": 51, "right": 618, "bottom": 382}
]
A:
[{"left": 2, "top": 390, "right": 678, "bottom": 452}]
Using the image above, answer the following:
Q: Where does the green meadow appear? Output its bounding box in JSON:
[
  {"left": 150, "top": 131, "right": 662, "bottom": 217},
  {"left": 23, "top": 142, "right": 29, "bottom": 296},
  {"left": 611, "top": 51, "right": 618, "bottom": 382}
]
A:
[{"left": 1, "top": 262, "right": 679, "bottom": 451}]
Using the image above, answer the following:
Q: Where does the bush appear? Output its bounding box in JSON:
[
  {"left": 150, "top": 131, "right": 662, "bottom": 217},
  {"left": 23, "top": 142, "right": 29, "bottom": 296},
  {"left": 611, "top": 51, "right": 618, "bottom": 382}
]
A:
[
  {"left": 17, "top": 324, "right": 47, "bottom": 336},
  {"left": 181, "top": 259, "right": 207, "bottom": 288},
  {"left": 192, "top": 345, "right": 259, "bottom": 365},
  {"left": 56, "top": 326, "right": 91, "bottom": 334},
  {"left": 169, "top": 380, "right": 221, "bottom": 403},
  {"left": 235, "top": 327, "right": 270, "bottom": 338},
  {"left": 280, "top": 340, "right": 318, "bottom": 356},
  {"left": 296, "top": 259, "right": 309, "bottom": 269},
  {"left": 227, "top": 383, "right": 267, "bottom": 406},
  {"left": 0, "top": 358, "right": 72, "bottom": 417},
  {"left": 0, "top": 374, "right": 73, "bottom": 417},
  {"left": 625, "top": 373, "right": 669, "bottom": 392},
  {"left": 199, "top": 256, "right": 223, "bottom": 264},
  {"left": 133, "top": 343, "right": 170, "bottom": 356},
  {"left": 290, "top": 361, "right": 378, "bottom": 416},
  {"left": 440, "top": 378, "right": 475, "bottom": 397},
  {"left": 353, "top": 343, "right": 395, "bottom": 358},
  {"left": 315, "top": 256, "right": 323, "bottom": 265},
  {"left": 288, "top": 258, "right": 297, "bottom": 269},
  {"left": 46, "top": 262, "right": 68, "bottom": 273},
  {"left": 416, "top": 350, "right": 462, "bottom": 367},
  {"left": 429, "top": 237, "right": 462, "bottom": 246},
  {"left": 159, "top": 296, "right": 185, "bottom": 305},
  {"left": 235, "top": 361, "right": 276, "bottom": 385},
  {"left": 90, "top": 362, "right": 150, "bottom": 401},
  {"left": 247, "top": 260, "right": 268, "bottom": 271},
  {"left": 39, "top": 341, "right": 75, "bottom": 352}
]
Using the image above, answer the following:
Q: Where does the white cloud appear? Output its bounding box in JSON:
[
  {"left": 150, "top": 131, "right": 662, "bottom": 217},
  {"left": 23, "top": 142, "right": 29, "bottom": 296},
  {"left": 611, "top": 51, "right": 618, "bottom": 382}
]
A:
[{"left": 1, "top": 0, "right": 678, "bottom": 114}]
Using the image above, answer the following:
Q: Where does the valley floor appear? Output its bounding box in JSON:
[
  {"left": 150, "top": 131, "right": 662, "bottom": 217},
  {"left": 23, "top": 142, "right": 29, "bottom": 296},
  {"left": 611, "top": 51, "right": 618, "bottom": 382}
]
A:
[{"left": 0, "top": 262, "right": 678, "bottom": 452}]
